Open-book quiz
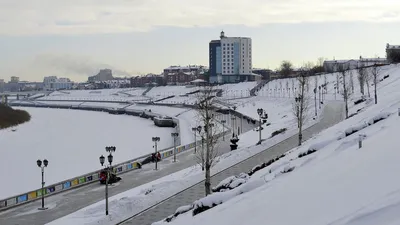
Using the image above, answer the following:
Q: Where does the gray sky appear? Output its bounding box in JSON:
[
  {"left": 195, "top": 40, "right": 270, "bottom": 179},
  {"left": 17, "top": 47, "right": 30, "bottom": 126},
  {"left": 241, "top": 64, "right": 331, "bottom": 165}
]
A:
[{"left": 0, "top": 0, "right": 400, "bottom": 82}]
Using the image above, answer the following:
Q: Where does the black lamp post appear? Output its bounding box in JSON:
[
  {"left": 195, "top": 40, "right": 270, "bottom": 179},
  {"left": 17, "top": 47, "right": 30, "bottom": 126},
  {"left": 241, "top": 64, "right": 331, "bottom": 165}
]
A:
[
  {"left": 171, "top": 132, "right": 179, "bottom": 162},
  {"left": 318, "top": 86, "right": 321, "bottom": 109},
  {"left": 313, "top": 87, "right": 317, "bottom": 117},
  {"left": 221, "top": 120, "right": 226, "bottom": 141},
  {"left": 257, "top": 108, "right": 264, "bottom": 144},
  {"left": 231, "top": 116, "right": 236, "bottom": 137},
  {"left": 37, "top": 159, "right": 48, "bottom": 210},
  {"left": 99, "top": 146, "right": 116, "bottom": 216},
  {"left": 105, "top": 146, "right": 116, "bottom": 166},
  {"left": 191, "top": 127, "right": 197, "bottom": 153},
  {"left": 152, "top": 137, "right": 160, "bottom": 170}
]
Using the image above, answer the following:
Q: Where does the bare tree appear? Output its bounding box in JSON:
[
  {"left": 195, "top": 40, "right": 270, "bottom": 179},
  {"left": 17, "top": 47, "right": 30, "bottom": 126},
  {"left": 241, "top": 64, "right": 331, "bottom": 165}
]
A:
[
  {"left": 357, "top": 63, "right": 366, "bottom": 96},
  {"left": 365, "top": 68, "right": 371, "bottom": 98},
  {"left": 280, "top": 60, "right": 294, "bottom": 77},
  {"left": 293, "top": 68, "right": 310, "bottom": 146},
  {"left": 286, "top": 80, "right": 290, "bottom": 98},
  {"left": 338, "top": 63, "right": 352, "bottom": 118},
  {"left": 370, "top": 64, "right": 381, "bottom": 104},
  {"left": 195, "top": 85, "right": 221, "bottom": 196},
  {"left": 349, "top": 70, "right": 355, "bottom": 94}
]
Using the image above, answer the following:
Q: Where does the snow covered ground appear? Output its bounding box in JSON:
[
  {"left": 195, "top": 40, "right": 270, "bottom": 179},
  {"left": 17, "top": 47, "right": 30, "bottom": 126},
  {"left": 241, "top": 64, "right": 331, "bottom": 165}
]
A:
[
  {"left": 217, "top": 81, "right": 257, "bottom": 99},
  {"left": 150, "top": 64, "right": 400, "bottom": 225},
  {"left": 0, "top": 107, "right": 175, "bottom": 199}
]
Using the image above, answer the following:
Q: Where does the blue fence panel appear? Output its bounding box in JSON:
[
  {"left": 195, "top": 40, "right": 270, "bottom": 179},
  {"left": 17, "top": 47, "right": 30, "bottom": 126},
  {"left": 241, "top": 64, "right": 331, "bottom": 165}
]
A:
[
  {"left": 17, "top": 194, "right": 28, "bottom": 203},
  {"left": 63, "top": 181, "right": 71, "bottom": 189}
]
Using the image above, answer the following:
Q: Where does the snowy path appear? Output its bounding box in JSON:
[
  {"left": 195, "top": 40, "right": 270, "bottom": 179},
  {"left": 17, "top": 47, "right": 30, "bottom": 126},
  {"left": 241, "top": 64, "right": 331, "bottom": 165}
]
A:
[
  {"left": 119, "top": 101, "right": 344, "bottom": 225},
  {"left": 0, "top": 114, "right": 254, "bottom": 225}
]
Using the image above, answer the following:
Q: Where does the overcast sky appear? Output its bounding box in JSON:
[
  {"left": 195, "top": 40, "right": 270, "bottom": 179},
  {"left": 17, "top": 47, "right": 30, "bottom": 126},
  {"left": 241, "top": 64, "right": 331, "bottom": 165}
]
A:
[{"left": 1, "top": 0, "right": 400, "bottom": 82}]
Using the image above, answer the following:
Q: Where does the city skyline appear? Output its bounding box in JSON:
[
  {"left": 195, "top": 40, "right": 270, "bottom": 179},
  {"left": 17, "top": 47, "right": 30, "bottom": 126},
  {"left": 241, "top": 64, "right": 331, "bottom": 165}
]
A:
[{"left": 1, "top": 0, "right": 400, "bottom": 82}]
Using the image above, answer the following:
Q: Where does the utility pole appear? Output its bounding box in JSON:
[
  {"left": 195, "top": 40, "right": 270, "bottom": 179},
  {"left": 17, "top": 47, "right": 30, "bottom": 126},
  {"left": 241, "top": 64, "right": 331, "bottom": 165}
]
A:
[
  {"left": 152, "top": 137, "right": 160, "bottom": 170},
  {"left": 171, "top": 132, "right": 179, "bottom": 162}
]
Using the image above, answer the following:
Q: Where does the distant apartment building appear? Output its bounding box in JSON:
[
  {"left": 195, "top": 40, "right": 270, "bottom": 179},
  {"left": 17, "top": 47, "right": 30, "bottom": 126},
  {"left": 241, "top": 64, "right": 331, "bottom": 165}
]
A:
[
  {"left": 131, "top": 74, "right": 164, "bottom": 87},
  {"left": 386, "top": 43, "right": 400, "bottom": 63},
  {"left": 209, "top": 31, "right": 253, "bottom": 84},
  {"left": 88, "top": 69, "right": 114, "bottom": 82},
  {"left": 0, "top": 79, "right": 4, "bottom": 92},
  {"left": 10, "top": 76, "right": 19, "bottom": 83},
  {"left": 163, "top": 65, "right": 206, "bottom": 85},
  {"left": 43, "top": 76, "right": 73, "bottom": 90}
]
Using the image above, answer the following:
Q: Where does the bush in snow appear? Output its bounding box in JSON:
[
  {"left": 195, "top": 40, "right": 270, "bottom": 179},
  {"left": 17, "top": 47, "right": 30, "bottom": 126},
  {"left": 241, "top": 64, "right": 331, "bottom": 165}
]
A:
[
  {"left": 212, "top": 173, "right": 249, "bottom": 192},
  {"left": 339, "top": 112, "right": 391, "bottom": 139},
  {"left": 367, "top": 112, "right": 391, "bottom": 125},
  {"left": 344, "top": 122, "right": 369, "bottom": 137},
  {"left": 281, "top": 165, "right": 295, "bottom": 173},
  {"left": 248, "top": 153, "right": 286, "bottom": 176},
  {"left": 298, "top": 139, "right": 334, "bottom": 158},
  {"left": 354, "top": 98, "right": 366, "bottom": 105},
  {"left": 193, "top": 180, "right": 264, "bottom": 216},
  {"left": 298, "top": 149, "right": 317, "bottom": 158},
  {"left": 164, "top": 205, "right": 194, "bottom": 222},
  {"left": 271, "top": 128, "right": 287, "bottom": 138}
]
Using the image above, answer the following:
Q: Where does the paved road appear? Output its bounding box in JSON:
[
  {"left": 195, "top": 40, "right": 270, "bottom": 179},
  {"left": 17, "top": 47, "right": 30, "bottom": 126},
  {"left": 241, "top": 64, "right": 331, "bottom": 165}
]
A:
[
  {"left": 120, "top": 101, "right": 344, "bottom": 225},
  {"left": 0, "top": 114, "right": 254, "bottom": 225}
]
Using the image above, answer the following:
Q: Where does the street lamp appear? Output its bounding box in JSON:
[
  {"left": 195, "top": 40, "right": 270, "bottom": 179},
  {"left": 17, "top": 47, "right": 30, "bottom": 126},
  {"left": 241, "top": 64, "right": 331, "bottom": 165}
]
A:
[
  {"left": 221, "top": 120, "right": 226, "bottom": 141},
  {"left": 313, "top": 87, "right": 317, "bottom": 117},
  {"left": 171, "top": 132, "right": 179, "bottom": 162},
  {"left": 105, "top": 146, "right": 116, "bottom": 166},
  {"left": 99, "top": 146, "right": 116, "bottom": 216},
  {"left": 36, "top": 159, "right": 48, "bottom": 210},
  {"left": 191, "top": 127, "right": 198, "bottom": 153},
  {"left": 231, "top": 116, "right": 236, "bottom": 137},
  {"left": 152, "top": 137, "right": 160, "bottom": 170},
  {"left": 318, "top": 86, "right": 321, "bottom": 109},
  {"left": 257, "top": 108, "right": 265, "bottom": 144}
]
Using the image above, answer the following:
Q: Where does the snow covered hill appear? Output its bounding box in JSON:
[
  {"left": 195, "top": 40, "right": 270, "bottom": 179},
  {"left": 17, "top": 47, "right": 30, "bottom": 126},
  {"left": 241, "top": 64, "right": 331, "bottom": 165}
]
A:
[{"left": 154, "top": 64, "right": 400, "bottom": 225}]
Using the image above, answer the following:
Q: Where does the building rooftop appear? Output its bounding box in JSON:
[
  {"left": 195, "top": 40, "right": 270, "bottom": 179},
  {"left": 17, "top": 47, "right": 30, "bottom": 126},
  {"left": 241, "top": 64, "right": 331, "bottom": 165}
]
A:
[{"left": 164, "top": 65, "right": 207, "bottom": 70}]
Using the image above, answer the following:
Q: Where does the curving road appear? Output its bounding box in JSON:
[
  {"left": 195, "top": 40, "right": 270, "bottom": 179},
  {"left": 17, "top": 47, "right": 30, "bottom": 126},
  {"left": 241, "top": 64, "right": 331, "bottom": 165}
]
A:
[
  {"left": 119, "top": 101, "right": 345, "bottom": 225},
  {"left": 0, "top": 114, "right": 254, "bottom": 225}
]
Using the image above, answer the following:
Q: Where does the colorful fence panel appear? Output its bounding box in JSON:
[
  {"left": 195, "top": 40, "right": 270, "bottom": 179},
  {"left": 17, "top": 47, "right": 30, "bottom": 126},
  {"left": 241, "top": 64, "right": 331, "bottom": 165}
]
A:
[
  {"left": 6, "top": 198, "right": 16, "bottom": 206},
  {"left": 92, "top": 173, "right": 99, "bottom": 180},
  {"left": 55, "top": 184, "right": 63, "bottom": 192},
  {"left": 78, "top": 177, "right": 86, "bottom": 184},
  {"left": 17, "top": 195, "right": 27, "bottom": 203},
  {"left": 28, "top": 191, "right": 37, "bottom": 200},
  {"left": 71, "top": 179, "right": 79, "bottom": 186},
  {"left": 0, "top": 200, "right": 6, "bottom": 208},
  {"left": 63, "top": 181, "right": 71, "bottom": 189},
  {"left": 36, "top": 189, "right": 46, "bottom": 197},
  {"left": 47, "top": 186, "right": 56, "bottom": 193}
]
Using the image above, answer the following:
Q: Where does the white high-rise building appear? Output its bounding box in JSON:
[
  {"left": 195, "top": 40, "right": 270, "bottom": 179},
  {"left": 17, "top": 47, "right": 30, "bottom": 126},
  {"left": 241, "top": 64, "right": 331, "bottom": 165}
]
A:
[{"left": 209, "top": 31, "right": 252, "bottom": 83}]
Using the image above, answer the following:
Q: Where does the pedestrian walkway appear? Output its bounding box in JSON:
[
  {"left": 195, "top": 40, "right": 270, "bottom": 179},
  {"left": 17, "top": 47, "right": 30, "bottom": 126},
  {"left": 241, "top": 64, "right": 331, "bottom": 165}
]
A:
[{"left": 120, "top": 102, "right": 344, "bottom": 225}]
